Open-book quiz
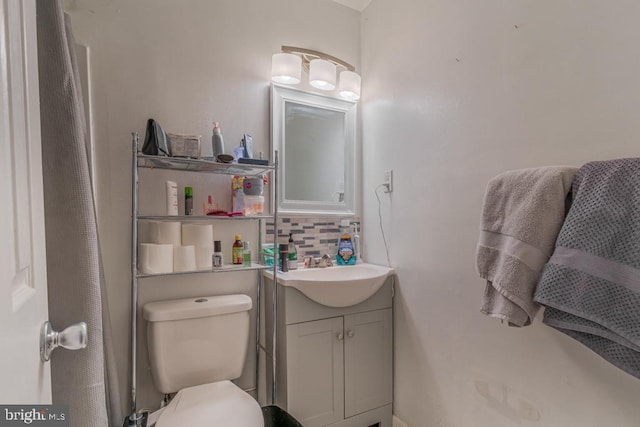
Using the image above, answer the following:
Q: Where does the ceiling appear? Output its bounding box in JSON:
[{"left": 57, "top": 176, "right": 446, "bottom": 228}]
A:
[{"left": 331, "top": 0, "right": 371, "bottom": 12}]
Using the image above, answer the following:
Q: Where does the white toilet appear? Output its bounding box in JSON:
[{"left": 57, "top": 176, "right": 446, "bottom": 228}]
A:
[{"left": 143, "top": 294, "right": 263, "bottom": 427}]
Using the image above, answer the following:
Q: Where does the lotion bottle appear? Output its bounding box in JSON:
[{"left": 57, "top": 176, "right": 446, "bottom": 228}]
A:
[
  {"left": 212, "top": 122, "right": 225, "bottom": 157},
  {"left": 166, "top": 181, "right": 178, "bottom": 215}
]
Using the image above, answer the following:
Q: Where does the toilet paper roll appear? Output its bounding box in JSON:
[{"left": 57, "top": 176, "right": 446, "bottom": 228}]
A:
[
  {"left": 195, "top": 245, "right": 213, "bottom": 270},
  {"left": 174, "top": 245, "right": 197, "bottom": 272},
  {"left": 149, "top": 221, "right": 182, "bottom": 246},
  {"left": 138, "top": 243, "right": 173, "bottom": 274},
  {"left": 182, "top": 223, "right": 214, "bottom": 247}
]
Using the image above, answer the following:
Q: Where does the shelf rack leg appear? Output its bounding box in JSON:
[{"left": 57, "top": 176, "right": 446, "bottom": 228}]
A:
[
  {"left": 126, "top": 133, "right": 144, "bottom": 426},
  {"left": 255, "top": 218, "right": 262, "bottom": 403},
  {"left": 271, "top": 150, "right": 279, "bottom": 405}
]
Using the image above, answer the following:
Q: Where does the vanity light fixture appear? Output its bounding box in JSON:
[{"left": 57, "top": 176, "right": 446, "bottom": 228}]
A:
[
  {"left": 338, "top": 70, "right": 361, "bottom": 101},
  {"left": 309, "top": 58, "right": 336, "bottom": 91},
  {"left": 271, "top": 52, "right": 302, "bottom": 84},
  {"left": 271, "top": 46, "right": 361, "bottom": 100}
]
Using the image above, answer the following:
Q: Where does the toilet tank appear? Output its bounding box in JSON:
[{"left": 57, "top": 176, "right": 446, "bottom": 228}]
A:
[{"left": 143, "top": 294, "right": 253, "bottom": 395}]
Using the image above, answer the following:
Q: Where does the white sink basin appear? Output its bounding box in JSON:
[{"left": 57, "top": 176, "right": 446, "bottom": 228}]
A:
[{"left": 265, "top": 263, "right": 394, "bottom": 307}]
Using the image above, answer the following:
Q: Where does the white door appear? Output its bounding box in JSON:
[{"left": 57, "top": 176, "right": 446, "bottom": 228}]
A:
[
  {"left": 0, "top": 0, "right": 51, "bottom": 403},
  {"left": 344, "top": 309, "right": 393, "bottom": 418}
]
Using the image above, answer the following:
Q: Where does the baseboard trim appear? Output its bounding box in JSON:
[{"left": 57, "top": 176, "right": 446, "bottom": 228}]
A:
[{"left": 392, "top": 415, "right": 409, "bottom": 427}]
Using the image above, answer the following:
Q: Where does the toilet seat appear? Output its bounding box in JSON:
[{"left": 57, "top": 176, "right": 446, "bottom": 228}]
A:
[{"left": 155, "top": 381, "right": 263, "bottom": 427}]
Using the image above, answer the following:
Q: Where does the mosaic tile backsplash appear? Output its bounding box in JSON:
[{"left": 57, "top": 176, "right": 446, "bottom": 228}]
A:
[{"left": 266, "top": 217, "right": 359, "bottom": 258}]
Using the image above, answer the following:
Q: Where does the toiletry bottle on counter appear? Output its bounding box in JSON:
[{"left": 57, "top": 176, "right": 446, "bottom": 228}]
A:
[
  {"left": 288, "top": 233, "right": 298, "bottom": 270},
  {"left": 184, "top": 186, "right": 193, "bottom": 215},
  {"left": 336, "top": 219, "right": 356, "bottom": 265},
  {"left": 351, "top": 222, "right": 361, "bottom": 264},
  {"left": 166, "top": 181, "right": 178, "bottom": 215},
  {"left": 279, "top": 243, "right": 289, "bottom": 272},
  {"left": 232, "top": 235, "right": 244, "bottom": 265},
  {"left": 212, "top": 122, "right": 225, "bottom": 158},
  {"left": 243, "top": 241, "right": 252, "bottom": 266},
  {"left": 212, "top": 240, "right": 224, "bottom": 268}
]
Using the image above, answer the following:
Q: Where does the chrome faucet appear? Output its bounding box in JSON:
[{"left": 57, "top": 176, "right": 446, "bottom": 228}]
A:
[
  {"left": 319, "top": 254, "right": 333, "bottom": 268},
  {"left": 304, "top": 254, "right": 333, "bottom": 268}
]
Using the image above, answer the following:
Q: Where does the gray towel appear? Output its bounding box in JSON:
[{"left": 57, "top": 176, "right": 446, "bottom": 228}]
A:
[
  {"left": 477, "top": 166, "right": 577, "bottom": 326},
  {"left": 534, "top": 158, "right": 640, "bottom": 379}
]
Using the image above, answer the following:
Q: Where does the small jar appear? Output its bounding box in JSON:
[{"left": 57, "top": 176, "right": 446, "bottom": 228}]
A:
[
  {"left": 212, "top": 240, "right": 224, "bottom": 268},
  {"left": 244, "top": 195, "right": 264, "bottom": 216}
]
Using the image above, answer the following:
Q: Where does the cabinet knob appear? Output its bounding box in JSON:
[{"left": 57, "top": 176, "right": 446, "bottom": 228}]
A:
[
  {"left": 337, "top": 333, "right": 344, "bottom": 341},
  {"left": 347, "top": 330, "right": 354, "bottom": 338}
]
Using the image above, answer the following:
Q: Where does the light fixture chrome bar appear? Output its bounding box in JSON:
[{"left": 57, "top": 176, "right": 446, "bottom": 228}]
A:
[{"left": 281, "top": 45, "right": 356, "bottom": 72}]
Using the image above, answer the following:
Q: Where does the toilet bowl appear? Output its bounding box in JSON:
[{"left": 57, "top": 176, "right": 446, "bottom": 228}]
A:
[
  {"left": 154, "top": 381, "right": 262, "bottom": 427},
  {"left": 143, "top": 294, "right": 263, "bottom": 427}
]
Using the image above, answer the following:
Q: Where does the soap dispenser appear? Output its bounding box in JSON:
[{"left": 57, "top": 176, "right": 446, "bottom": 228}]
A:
[{"left": 336, "top": 219, "right": 356, "bottom": 265}]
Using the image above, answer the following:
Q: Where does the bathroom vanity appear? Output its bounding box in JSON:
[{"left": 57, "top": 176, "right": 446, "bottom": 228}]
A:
[{"left": 263, "top": 267, "right": 394, "bottom": 427}]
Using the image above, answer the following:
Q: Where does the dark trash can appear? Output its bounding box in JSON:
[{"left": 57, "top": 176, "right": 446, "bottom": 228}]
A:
[{"left": 262, "top": 405, "right": 303, "bottom": 427}]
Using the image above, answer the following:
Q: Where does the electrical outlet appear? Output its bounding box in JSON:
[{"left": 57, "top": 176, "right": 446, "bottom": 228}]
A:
[{"left": 383, "top": 169, "right": 393, "bottom": 193}]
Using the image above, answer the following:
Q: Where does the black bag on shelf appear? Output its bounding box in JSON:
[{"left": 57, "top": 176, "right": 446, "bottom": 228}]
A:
[{"left": 141, "top": 118, "right": 171, "bottom": 156}]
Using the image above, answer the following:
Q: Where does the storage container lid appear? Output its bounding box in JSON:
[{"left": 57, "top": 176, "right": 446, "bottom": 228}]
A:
[{"left": 143, "top": 294, "right": 252, "bottom": 322}]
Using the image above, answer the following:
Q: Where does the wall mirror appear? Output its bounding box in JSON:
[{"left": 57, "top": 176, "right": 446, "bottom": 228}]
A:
[{"left": 271, "top": 84, "right": 357, "bottom": 215}]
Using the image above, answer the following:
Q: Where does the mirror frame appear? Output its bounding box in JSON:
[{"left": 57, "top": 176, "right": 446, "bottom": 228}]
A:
[{"left": 271, "top": 84, "right": 357, "bottom": 216}]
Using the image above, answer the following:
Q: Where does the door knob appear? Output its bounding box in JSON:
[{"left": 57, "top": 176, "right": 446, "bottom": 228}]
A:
[
  {"left": 337, "top": 332, "right": 344, "bottom": 341},
  {"left": 347, "top": 330, "right": 354, "bottom": 338},
  {"left": 40, "top": 321, "right": 88, "bottom": 362}
]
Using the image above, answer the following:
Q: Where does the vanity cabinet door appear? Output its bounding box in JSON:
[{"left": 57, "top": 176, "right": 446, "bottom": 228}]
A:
[
  {"left": 286, "top": 317, "right": 345, "bottom": 427},
  {"left": 344, "top": 309, "right": 393, "bottom": 418}
]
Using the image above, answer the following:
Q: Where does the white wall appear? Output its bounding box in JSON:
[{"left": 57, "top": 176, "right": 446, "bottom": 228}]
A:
[
  {"left": 361, "top": 1, "right": 640, "bottom": 426},
  {"left": 66, "top": 0, "right": 360, "bottom": 414}
]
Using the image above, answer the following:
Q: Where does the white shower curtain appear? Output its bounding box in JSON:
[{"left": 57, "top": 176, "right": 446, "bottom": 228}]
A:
[{"left": 36, "top": 1, "right": 122, "bottom": 426}]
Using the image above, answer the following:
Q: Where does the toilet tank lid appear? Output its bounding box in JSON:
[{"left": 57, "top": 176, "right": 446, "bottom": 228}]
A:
[{"left": 143, "top": 295, "right": 252, "bottom": 322}]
